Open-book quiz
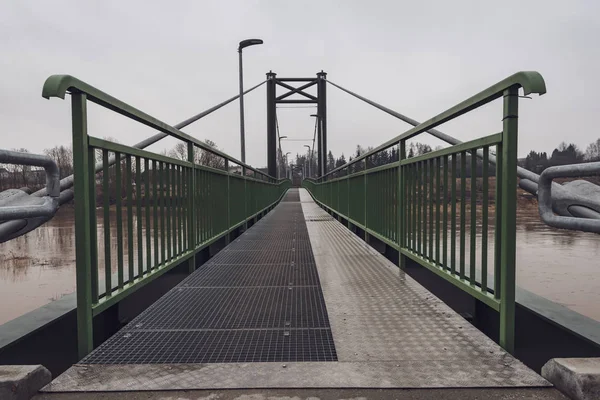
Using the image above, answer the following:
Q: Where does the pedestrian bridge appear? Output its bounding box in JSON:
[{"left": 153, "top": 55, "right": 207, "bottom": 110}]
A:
[
  {"left": 42, "top": 189, "right": 552, "bottom": 396},
  {"left": 4, "top": 71, "right": 582, "bottom": 398}
]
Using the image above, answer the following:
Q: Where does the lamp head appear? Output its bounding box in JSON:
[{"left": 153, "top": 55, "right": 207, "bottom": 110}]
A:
[{"left": 238, "top": 39, "right": 263, "bottom": 51}]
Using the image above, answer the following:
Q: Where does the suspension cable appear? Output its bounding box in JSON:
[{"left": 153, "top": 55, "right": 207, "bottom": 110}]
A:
[
  {"left": 325, "top": 79, "right": 541, "bottom": 183},
  {"left": 34, "top": 79, "right": 267, "bottom": 201}
]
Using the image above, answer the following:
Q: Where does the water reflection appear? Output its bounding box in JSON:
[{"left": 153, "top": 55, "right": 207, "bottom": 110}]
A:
[{"left": 0, "top": 205, "right": 599, "bottom": 325}]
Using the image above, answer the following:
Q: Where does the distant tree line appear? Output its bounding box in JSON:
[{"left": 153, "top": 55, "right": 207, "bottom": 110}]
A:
[
  {"left": 290, "top": 138, "right": 600, "bottom": 179},
  {"left": 521, "top": 139, "right": 600, "bottom": 174},
  {"left": 0, "top": 146, "right": 73, "bottom": 192}
]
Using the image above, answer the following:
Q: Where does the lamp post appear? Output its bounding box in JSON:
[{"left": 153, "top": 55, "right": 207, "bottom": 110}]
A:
[
  {"left": 304, "top": 144, "right": 312, "bottom": 178},
  {"left": 238, "top": 38, "right": 263, "bottom": 163}
]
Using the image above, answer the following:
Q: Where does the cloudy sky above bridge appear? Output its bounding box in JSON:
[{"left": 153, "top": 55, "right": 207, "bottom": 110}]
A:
[{"left": 1, "top": 1, "right": 599, "bottom": 167}]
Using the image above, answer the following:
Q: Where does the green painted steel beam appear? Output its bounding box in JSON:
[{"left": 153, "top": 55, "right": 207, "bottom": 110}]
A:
[{"left": 71, "top": 93, "right": 93, "bottom": 359}]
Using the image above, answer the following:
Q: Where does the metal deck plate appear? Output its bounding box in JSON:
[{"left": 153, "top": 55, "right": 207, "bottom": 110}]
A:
[
  {"left": 79, "top": 189, "right": 336, "bottom": 365},
  {"left": 124, "top": 286, "right": 330, "bottom": 330},
  {"left": 44, "top": 189, "right": 550, "bottom": 391}
]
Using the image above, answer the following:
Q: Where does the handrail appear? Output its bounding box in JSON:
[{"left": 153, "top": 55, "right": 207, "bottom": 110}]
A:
[
  {"left": 321, "top": 71, "right": 546, "bottom": 179},
  {"left": 42, "top": 75, "right": 273, "bottom": 181}
]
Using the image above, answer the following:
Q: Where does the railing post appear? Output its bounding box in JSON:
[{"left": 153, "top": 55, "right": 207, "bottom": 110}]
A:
[
  {"left": 347, "top": 169, "right": 350, "bottom": 228},
  {"left": 187, "top": 142, "right": 196, "bottom": 273},
  {"left": 364, "top": 156, "right": 368, "bottom": 242},
  {"left": 225, "top": 159, "right": 231, "bottom": 245},
  {"left": 243, "top": 166, "right": 247, "bottom": 230},
  {"left": 398, "top": 140, "right": 406, "bottom": 269},
  {"left": 72, "top": 93, "right": 93, "bottom": 359},
  {"left": 499, "top": 86, "right": 518, "bottom": 354}
]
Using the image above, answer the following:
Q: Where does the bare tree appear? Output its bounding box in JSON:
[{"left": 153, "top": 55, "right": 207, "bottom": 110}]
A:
[
  {"left": 170, "top": 139, "right": 225, "bottom": 169},
  {"left": 168, "top": 142, "right": 188, "bottom": 161},
  {"left": 3, "top": 148, "right": 31, "bottom": 188},
  {"left": 44, "top": 145, "right": 74, "bottom": 179},
  {"left": 585, "top": 138, "right": 600, "bottom": 162}
]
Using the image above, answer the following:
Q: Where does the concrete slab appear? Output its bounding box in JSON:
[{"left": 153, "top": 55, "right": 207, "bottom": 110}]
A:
[
  {"left": 0, "top": 365, "right": 51, "bottom": 400},
  {"left": 542, "top": 358, "right": 600, "bottom": 400}
]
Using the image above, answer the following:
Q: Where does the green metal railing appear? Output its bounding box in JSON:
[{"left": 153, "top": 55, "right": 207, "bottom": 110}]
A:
[
  {"left": 42, "top": 75, "right": 290, "bottom": 358},
  {"left": 304, "top": 71, "right": 546, "bottom": 354}
]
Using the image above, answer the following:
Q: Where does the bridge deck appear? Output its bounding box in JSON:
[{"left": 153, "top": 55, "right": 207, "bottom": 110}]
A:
[{"left": 43, "top": 189, "right": 552, "bottom": 393}]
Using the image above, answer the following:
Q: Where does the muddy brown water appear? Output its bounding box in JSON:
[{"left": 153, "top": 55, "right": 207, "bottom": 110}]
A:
[{"left": 0, "top": 205, "right": 599, "bottom": 326}]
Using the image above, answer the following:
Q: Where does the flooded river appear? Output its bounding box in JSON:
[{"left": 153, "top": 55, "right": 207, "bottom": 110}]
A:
[{"left": 0, "top": 206, "right": 599, "bottom": 325}]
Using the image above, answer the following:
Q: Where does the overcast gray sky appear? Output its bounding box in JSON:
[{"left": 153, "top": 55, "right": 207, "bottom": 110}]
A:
[{"left": 1, "top": 0, "right": 599, "bottom": 167}]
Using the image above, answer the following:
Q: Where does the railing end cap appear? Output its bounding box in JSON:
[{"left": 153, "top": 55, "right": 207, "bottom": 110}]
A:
[
  {"left": 42, "top": 75, "right": 78, "bottom": 100},
  {"left": 513, "top": 71, "right": 547, "bottom": 96}
]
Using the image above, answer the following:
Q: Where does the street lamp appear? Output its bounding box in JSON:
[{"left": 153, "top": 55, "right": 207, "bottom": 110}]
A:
[
  {"left": 304, "top": 144, "right": 312, "bottom": 178},
  {"left": 278, "top": 135, "right": 288, "bottom": 153},
  {"left": 238, "top": 38, "right": 263, "bottom": 164}
]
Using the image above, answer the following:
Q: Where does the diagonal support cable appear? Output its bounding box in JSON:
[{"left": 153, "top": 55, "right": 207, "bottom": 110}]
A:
[
  {"left": 0, "top": 80, "right": 267, "bottom": 241},
  {"left": 326, "top": 79, "right": 541, "bottom": 183}
]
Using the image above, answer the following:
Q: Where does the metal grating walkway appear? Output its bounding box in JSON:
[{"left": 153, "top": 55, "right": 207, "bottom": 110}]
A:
[{"left": 81, "top": 189, "right": 337, "bottom": 364}]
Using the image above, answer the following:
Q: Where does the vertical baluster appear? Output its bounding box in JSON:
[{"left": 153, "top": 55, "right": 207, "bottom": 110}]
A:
[
  {"left": 172, "top": 164, "right": 178, "bottom": 256},
  {"left": 429, "top": 158, "right": 434, "bottom": 260},
  {"left": 153, "top": 160, "right": 158, "bottom": 269},
  {"left": 187, "top": 142, "right": 196, "bottom": 271},
  {"left": 166, "top": 164, "right": 171, "bottom": 260},
  {"left": 460, "top": 151, "right": 467, "bottom": 279},
  {"left": 194, "top": 169, "right": 203, "bottom": 246},
  {"left": 443, "top": 155, "right": 448, "bottom": 270},
  {"left": 136, "top": 156, "right": 143, "bottom": 277},
  {"left": 89, "top": 147, "right": 98, "bottom": 303},
  {"left": 115, "top": 152, "right": 123, "bottom": 289},
  {"left": 423, "top": 161, "right": 428, "bottom": 257},
  {"left": 470, "top": 149, "right": 477, "bottom": 284},
  {"left": 417, "top": 162, "right": 422, "bottom": 254},
  {"left": 145, "top": 158, "right": 151, "bottom": 273},
  {"left": 182, "top": 167, "right": 187, "bottom": 249},
  {"left": 405, "top": 163, "right": 410, "bottom": 249},
  {"left": 363, "top": 158, "right": 367, "bottom": 236},
  {"left": 199, "top": 168, "right": 204, "bottom": 245},
  {"left": 408, "top": 163, "right": 419, "bottom": 252},
  {"left": 160, "top": 162, "right": 165, "bottom": 265},
  {"left": 102, "top": 149, "right": 112, "bottom": 295},
  {"left": 451, "top": 155, "right": 457, "bottom": 274},
  {"left": 482, "top": 147, "right": 489, "bottom": 292},
  {"left": 435, "top": 157, "right": 441, "bottom": 266},
  {"left": 126, "top": 155, "right": 134, "bottom": 283},
  {"left": 494, "top": 144, "right": 503, "bottom": 299},
  {"left": 199, "top": 170, "right": 204, "bottom": 243},
  {"left": 178, "top": 165, "right": 183, "bottom": 254}
]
